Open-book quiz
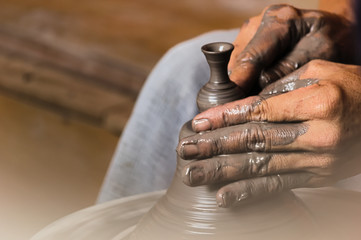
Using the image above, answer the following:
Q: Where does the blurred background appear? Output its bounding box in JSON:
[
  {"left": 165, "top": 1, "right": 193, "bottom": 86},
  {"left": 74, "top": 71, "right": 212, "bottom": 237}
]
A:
[{"left": 0, "top": 0, "right": 316, "bottom": 239}]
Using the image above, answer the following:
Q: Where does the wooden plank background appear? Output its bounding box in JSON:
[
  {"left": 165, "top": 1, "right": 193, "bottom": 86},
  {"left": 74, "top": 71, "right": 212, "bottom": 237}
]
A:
[
  {"left": 0, "top": 0, "right": 247, "bottom": 134},
  {"left": 0, "top": 0, "right": 317, "bottom": 134}
]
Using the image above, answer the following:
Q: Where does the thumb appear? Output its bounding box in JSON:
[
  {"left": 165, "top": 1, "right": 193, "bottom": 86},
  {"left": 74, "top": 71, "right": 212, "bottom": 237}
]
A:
[
  {"left": 228, "top": 15, "right": 262, "bottom": 71},
  {"left": 229, "top": 5, "right": 304, "bottom": 92}
]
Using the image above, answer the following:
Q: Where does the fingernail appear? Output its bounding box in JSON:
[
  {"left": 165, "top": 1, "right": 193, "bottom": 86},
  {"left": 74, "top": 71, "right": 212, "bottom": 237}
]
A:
[
  {"left": 192, "top": 119, "right": 211, "bottom": 132},
  {"left": 179, "top": 143, "right": 199, "bottom": 159},
  {"left": 187, "top": 167, "right": 205, "bottom": 186},
  {"left": 228, "top": 70, "right": 232, "bottom": 76}
]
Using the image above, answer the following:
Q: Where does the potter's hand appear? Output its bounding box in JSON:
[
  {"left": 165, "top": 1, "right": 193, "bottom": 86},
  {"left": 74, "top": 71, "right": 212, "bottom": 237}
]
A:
[
  {"left": 177, "top": 60, "right": 361, "bottom": 207},
  {"left": 228, "top": 4, "right": 355, "bottom": 92}
]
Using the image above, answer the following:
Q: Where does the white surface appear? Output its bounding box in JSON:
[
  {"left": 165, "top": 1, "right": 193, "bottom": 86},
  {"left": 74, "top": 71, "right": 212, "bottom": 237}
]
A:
[{"left": 31, "top": 190, "right": 165, "bottom": 240}]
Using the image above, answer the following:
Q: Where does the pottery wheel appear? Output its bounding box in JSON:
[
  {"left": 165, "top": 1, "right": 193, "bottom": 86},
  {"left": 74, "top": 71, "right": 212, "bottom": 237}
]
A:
[
  {"left": 31, "top": 190, "right": 164, "bottom": 240},
  {"left": 32, "top": 187, "right": 361, "bottom": 240}
]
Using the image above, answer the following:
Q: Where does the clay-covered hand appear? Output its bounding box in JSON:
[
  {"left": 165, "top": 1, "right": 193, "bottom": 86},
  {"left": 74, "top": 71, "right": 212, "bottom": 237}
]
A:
[
  {"left": 177, "top": 60, "right": 361, "bottom": 207},
  {"left": 228, "top": 4, "right": 356, "bottom": 93}
]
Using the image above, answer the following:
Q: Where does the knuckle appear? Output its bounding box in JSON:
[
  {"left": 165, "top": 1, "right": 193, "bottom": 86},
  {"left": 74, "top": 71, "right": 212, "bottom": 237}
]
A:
[
  {"left": 238, "top": 47, "right": 259, "bottom": 64},
  {"left": 307, "top": 59, "right": 329, "bottom": 71},
  {"left": 317, "top": 125, "right": 342, "bottom": 149},
  {"left": 209, "top": 158, "right": 224, "bottom": 181},
  {"left": 244, "top": 124, "right": 268, "bottom": 152},
  {"left": 261, "top": 4, "right": 301, "bottom": 25},
  {"left": 307, "top": 59, "right": 327, "bottom": 72},
  {"left": 249, "top": 97, "right": 269, "bottom": 122},
  {"left": 316, "top": 83, "right": 343, "bottom": 119},
  {"left": 326, "top": 130, "right": 342, "bottom": 149},
  {"left": 258, "top": 99, "right": 270, "bottom": 121},
  {"left": 248, "top": 153, "right": 271, "bottom": 176},
  {"left": 213, "top": 138, "right": 224, "bottom": 156},
  {"left": 265, "top": 175, "right": 284, "bottom": 193},
  {"left": 242, "top": 179, "right": 256, "bottom": 195},
  {"left": 223, "top": 104, "right": 244, "bottom": 126},
  {"left": 222, "top": 110, "right": 230, "bottom": 127},
  {"left": 264, "top": 4, "right": 298, "bottom": 17},
  {"left": 315, "top": 155, "right": 336, "bottom": 175}
]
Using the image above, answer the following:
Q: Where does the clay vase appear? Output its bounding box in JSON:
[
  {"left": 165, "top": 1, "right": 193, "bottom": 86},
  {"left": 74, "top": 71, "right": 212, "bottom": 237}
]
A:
[
  {"left": 125, "top": 43, "right": 318, "bottom": 240},
  {"left": 197, "top": 42, "right": 244, "bottom": 111}
]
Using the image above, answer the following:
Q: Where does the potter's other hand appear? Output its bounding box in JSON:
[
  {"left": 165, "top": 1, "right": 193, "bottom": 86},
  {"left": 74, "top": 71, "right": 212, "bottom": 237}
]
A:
[
  {"left": 177, "top": 60, "right": 361, "bottom": 207},
  {"left": 228, "top": 4, "right": 355, "bottom": 92}
]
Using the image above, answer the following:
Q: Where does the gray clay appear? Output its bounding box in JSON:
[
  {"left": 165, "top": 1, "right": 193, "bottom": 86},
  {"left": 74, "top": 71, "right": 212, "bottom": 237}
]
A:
[{"left": 197, "top": 42, "right": 244, "bottom": 112}]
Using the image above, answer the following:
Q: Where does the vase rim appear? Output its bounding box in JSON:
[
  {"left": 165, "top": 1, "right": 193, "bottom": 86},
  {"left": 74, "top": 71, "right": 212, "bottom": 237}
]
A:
[{"left": 201, "top": 42, "right": 234, "bottom": 55}]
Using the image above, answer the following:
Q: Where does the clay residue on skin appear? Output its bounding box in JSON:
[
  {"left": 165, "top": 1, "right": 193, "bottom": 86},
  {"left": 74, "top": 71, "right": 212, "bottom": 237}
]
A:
[
  {"left": 260, "top": 78, "right": 319, "bottom": 97},
  {"left": 182, "top": 153, "right": 272, "bottom": 186},
  {"left": 216, "top": 172, "right": 314, "bottom": 207},
  {"left": 192, "top": 73, "right": 319, "bottom": 133},
  {"left": 177, "top": 122, "right": 308, "bottom": 160},
  {"left": 220, "top": 96, "right": 266, "bottom": 128},
  {"left": 230, "top": 4, "right": 355, "bottom": 90}
]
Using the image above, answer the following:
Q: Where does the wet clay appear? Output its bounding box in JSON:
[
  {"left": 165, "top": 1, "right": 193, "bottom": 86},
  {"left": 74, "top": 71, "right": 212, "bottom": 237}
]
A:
[
  {"left": 182, "top": 153, "right": 274, "bottom": 186},
  {"left": 180, "top": 152, "right": 314, "bottom": 186},
  {"left": 260, "top": 78, "right": 319, "bottom": 97}
]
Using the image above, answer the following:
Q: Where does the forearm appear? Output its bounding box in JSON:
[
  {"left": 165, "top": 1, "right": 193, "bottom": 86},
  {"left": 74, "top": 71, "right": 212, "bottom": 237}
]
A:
[{"left": 318, "top": 0, "right": 355, "bottom": 22}]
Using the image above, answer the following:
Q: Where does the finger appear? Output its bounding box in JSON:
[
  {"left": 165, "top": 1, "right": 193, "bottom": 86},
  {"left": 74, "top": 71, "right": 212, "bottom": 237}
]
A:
[
  {"left": 182, "top": 153, "right": 333, "bottom": 186},
  {"left": 229, "top": 5, "right": 306, "bottom": 89},
  {"left": 192, "top": 76, "right": 339, "bottom": 132},
  {"left": 216, "top": 172, "right": 314, "bottom": 208},
  {"left": 258, "top": 32, "right": 334, "bottom": 87},
  {"left": 259, "top": 68, "right": 319, "bottom": 97},
  {"left": 180, "top": 120, "right": 341, "bottom": 160},
  {"left": 177, "top": 122, "right": 309, "bottom": 160},
  {"left": 228, "top": 15, "right": 262, "bottom": 71}
]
